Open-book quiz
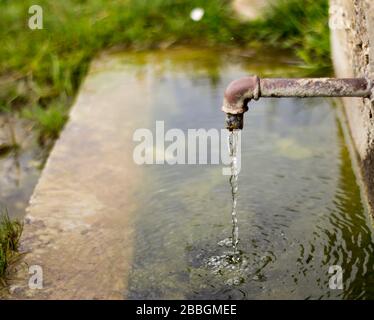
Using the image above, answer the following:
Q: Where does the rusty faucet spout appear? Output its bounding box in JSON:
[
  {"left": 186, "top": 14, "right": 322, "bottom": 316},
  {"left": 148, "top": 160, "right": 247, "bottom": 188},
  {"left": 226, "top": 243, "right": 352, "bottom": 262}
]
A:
[
  {"left": 222, "top": 75, "right": 261, "bottom": 115},
  {"left": 222, "top": 75, "right": 373, "bottom": 130}
]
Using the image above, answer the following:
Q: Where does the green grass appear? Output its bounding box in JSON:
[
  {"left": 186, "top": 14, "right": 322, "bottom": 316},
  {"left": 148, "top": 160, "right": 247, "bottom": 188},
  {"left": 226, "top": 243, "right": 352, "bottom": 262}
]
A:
[
  {"left": 0, "top": 0, "right": 331, "bottom": 141},
  {"left": 21, "top": 103, "right": 68, "bottom": 142},
  {"left": 248, "top": 0, "right": 331, "bottom": 74},
  {"left": 0, "top": 209, "right": 23, "bottom": 284}
]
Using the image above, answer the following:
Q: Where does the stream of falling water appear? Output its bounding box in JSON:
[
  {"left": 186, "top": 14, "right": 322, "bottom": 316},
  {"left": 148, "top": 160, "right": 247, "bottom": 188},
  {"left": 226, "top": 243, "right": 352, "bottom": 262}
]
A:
[{"left": 229, "top": 130, "right": 240, "bottom": 255}]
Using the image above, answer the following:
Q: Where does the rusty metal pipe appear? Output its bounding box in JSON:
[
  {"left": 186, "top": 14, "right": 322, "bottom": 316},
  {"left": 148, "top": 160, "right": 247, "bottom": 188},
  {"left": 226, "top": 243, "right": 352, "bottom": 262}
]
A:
[
  {"left": 222, "top": 75, "right": 373, "bottom": 130},
  {"left": 260, "top": 78, "right": 371, "bottom": 98}
]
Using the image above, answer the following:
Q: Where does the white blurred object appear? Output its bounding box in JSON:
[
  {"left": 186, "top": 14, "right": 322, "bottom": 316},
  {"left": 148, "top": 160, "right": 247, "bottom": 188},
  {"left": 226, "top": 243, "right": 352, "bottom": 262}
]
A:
[{"left": 190, "top": 8, "right": 204, "bottom": 21}]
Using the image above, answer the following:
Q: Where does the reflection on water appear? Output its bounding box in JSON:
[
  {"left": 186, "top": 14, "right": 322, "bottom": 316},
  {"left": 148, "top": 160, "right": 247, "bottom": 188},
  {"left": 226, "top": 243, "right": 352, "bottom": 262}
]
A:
[
  {"left": 117, "top": 48, "right": 374, "bottom": 300},
  {"left": 0, "top": 116, "right": 42, "bottom": 218}
]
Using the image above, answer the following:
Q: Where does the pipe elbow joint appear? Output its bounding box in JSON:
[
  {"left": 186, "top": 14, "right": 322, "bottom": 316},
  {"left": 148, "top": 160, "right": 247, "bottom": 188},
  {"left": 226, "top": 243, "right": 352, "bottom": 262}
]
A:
[{"left": 222, "top": 75, "right": 260, "bottom": 115}]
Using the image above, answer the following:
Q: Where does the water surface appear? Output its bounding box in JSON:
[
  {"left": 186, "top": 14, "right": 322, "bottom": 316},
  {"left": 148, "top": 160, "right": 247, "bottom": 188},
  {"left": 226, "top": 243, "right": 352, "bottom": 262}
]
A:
[
  {"left": 3, "top": 48, "right": 374, "bottom": 300},
  {"left": 0, "top": 116, "right": 42, "bottom": 218},
  {"left": 114, "top": 48, "right": 374, "bottom": 299}
]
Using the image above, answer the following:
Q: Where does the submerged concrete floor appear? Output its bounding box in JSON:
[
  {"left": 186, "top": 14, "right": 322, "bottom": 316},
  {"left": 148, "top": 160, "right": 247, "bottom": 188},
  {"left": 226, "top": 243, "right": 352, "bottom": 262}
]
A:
[{"left": 9, "top": 55, "right": 151, "bottom": 299}]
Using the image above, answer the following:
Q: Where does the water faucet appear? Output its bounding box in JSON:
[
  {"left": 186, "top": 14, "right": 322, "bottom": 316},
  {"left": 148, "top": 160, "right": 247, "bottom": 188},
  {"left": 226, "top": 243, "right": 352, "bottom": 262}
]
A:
[{"left": 222, "top": 75, "right": 373, "bottom": 130}]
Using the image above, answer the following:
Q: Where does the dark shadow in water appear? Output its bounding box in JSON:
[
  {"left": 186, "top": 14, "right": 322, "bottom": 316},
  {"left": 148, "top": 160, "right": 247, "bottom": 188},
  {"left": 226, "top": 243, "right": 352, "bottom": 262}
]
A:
[{"left": 322, "top": 120, "right": 374, "bottom": 299}]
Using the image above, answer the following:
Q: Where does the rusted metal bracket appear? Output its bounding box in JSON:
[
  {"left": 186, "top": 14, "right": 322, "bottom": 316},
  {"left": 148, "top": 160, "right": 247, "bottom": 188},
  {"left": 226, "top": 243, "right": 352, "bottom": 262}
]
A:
[{"left": 222, "top": 75, "right": 373, "bottom": 130}]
